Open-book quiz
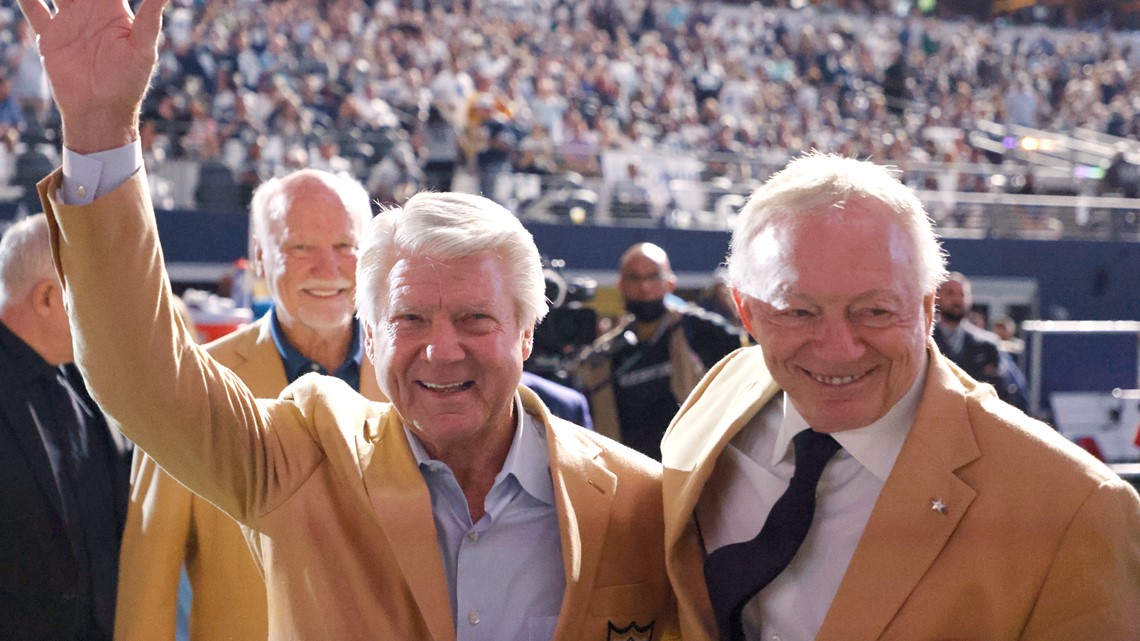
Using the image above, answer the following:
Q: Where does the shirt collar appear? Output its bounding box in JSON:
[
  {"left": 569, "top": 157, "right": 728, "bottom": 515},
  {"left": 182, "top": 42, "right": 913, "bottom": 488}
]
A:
[
  {"left": 268, "top": 306, "right": 363, "bottom": 386},
  {"left": 772, "top": 354, "right": 928, "bottom": 482},
  {"left": 403, "top": 392, "right": 555, "bottom": 507}
]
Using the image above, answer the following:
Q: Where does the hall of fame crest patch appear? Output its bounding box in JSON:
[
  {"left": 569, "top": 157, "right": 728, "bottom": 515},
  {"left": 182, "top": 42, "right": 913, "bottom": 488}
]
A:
[{"left": 606, "top": 620, "right": 654, "bottom": 641}]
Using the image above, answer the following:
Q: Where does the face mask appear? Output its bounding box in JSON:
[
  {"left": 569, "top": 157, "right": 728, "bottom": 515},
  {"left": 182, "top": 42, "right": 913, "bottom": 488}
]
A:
[{"left": 626, "top": 299, "right": 667, "bottom": 323}]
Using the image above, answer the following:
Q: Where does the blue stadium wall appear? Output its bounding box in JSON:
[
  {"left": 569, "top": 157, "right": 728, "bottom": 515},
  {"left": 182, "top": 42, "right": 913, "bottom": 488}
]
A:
[
  {"left": 143, "top": 208, "right": 1140, "bottom": 323},
  {"left": 0, "top": 201, "right": 1126, "bottom": 321},
  {"left": 533, "top": 224, "right": 1140, "bottom": 324}
]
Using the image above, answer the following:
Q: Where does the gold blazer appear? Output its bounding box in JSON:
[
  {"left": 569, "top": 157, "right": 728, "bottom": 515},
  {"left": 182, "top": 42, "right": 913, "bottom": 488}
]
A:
[
  {"left": 115, "top": 314, "right": 383, "bottom": 641},
  {"left": 661, "top": 345, "right": 1140, "bottom": 641},
  {"left": 42, "top": 170, "right": 678, "bottom": 641}
]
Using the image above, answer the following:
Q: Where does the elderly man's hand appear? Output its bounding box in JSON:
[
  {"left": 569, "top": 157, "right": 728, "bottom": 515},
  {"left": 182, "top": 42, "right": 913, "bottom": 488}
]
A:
[{"left": 16, "top": 0, "right": 168, "bottom": 153}]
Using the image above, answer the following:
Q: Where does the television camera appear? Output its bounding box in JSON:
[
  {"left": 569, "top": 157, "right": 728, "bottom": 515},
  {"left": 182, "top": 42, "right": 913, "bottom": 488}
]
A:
[{"left": 527, "top": 259, "right": 598, "bottom": 389}]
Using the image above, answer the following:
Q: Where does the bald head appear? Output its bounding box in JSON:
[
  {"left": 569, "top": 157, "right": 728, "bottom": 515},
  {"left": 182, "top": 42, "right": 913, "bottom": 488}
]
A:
[
  {"left": 620, "top": 243, "right": 672, "bottom": 273},
  {"left": 618, "top": 243, "right": 676, "bottom": 321}
]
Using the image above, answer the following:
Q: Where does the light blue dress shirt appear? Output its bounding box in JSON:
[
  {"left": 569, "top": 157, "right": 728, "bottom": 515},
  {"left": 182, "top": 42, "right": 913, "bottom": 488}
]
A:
[{"left": 405, "top": 393, "right": 566, "bottom": 641}]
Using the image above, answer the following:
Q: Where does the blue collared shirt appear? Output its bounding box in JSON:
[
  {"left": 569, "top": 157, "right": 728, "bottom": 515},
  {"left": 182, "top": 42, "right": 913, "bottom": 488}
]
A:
[
  {"left": 404, "top": 394, "right": 565, "bottom": 641},
  {"left": 268, "top": 307, "right": 363, "bottom": 389}
]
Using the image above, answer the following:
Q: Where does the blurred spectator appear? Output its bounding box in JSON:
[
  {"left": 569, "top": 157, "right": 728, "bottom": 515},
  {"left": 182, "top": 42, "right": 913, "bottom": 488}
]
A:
[
  {"left": 695, "top": 267, "right": 744, "bottom": 333},
  {"left": 193, "top": 135, "right": 245, "bottom": 213},
  {"left": 0, "top": 74, "right": 26, "bottom": 133},
  {"left": 992, "top": 314, "right": 1026, "bottom": 356},
  {"left": 415, "top": 103, "right": 462, "bottom": 191},
  {"left": 1004, "top": 72, "right": 1042, "bottom": 128},
  {"left": 514, "top": 122, "right": 558, "bottom": 176},
  {"left": 13, "top": 135, "right": 53, "bottom": 214},
  {"left": 934, "top": 272, "right": 1028, "bottom": 409},
  {"left": 464, "top": 92, "right": 518, "bottom": 203},
  {"left": 1102, "top": 149, "right": 1140, "bottom": 198},
  {"left": 559, "top": 111, "right": 601, "bottom": 177},
  {"left": 5, "top": 20, "right": 48, "bottom": 125},
  {"left": 365, "top": 131, "right": 421, "bottom": 206}
]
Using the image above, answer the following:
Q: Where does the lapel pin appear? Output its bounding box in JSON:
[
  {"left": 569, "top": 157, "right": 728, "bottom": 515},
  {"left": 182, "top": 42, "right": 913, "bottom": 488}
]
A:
[{"left": 930, "top": 498, "right": 948, "bottom": 515}]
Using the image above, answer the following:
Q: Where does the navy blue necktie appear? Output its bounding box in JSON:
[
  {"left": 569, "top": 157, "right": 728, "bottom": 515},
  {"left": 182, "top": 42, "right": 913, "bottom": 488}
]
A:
[{"left": 704, "top": 429, "right": 842, "bottom": 641}]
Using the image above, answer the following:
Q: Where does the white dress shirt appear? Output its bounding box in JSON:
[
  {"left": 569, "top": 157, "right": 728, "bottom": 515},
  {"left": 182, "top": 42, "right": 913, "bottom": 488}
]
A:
[{"left": 696, "top": 365, "right": 926, "bottom": 641}]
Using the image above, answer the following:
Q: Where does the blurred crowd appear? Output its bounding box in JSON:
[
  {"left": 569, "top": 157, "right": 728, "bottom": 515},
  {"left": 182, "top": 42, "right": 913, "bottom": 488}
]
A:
[{"left": 0, "top": 0, "right": 1139, "bottom": 211}]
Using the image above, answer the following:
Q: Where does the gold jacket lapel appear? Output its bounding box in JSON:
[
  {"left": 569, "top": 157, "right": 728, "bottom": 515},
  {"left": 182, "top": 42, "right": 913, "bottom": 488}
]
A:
[
  {"left": 661, "top": 347, "right": 779, "bottom": 641},
  {"left": 208, "top": 316, "right": 289, "bottom": 398},
  {"left": 549, "top": 422, "right": 615, "bottom": 641},
  {"left": 662, "top": 348, "right": 779, "bottom": 548},
  {"left": 359, "top": 409, "right": 454, "bottom": 641},
  {"left": 818, "top": 351, "right": 981, "bottom": 641}
]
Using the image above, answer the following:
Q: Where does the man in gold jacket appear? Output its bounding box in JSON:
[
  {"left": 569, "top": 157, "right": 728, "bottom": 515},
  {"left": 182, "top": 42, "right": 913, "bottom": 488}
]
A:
[
  {"left": 115, "top": 169, "right": 382, "bottom": 641},
  {"left": 21, "top": 0, "right": 677, "bottom": 639},
  {"left": 661, "top": 154, "right": 1140, "bottom": 640}
]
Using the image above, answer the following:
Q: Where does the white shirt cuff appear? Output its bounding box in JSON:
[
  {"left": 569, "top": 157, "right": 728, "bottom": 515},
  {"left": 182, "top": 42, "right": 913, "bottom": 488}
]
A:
[{"left": 60, "top": 142, "right": 144, "bottom": 205}]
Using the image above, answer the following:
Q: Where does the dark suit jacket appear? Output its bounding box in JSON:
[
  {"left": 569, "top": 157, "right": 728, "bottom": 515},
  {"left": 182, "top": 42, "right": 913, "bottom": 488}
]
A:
[
  {"left": 933, "top": 322, "right": 1000, "bottom": 380},
  {"left": 522, "top": 371, "right": 594, "bottom": 430},
  {"left": 0, "top": 332, "right": 133, "bottom": 641},
  {"left": 933, "top": 321, "right": 1026, "bottom": 408}
]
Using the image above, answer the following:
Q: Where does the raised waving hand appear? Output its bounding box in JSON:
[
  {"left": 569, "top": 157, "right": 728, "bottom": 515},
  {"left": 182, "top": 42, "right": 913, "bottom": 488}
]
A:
[{"left": 15, "top": 0, "right": 168, "bottom": 153}]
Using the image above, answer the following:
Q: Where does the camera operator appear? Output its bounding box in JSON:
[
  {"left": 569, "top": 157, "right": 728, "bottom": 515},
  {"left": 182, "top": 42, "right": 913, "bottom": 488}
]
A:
[{"left": 576, "top": 243, "right": 744, "bottom": 460}]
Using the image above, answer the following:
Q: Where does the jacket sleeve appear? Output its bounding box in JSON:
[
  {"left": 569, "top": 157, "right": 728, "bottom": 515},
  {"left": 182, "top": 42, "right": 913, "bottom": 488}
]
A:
[{"left": 1019, "top": 478, "right": 1140, "bottom": 640}]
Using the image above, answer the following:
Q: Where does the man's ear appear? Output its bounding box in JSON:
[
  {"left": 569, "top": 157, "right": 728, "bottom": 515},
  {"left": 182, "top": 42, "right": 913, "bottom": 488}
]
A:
[
  {"left": 521, "top": 325, "right": 534, "bottom": 361},
  {"left": 362, "top": 322, "right": 375, "bottom": 362},
  {"left": 30, "top": 278, "right": 59, "bottom": 319},
  {"left": 732, "top": 288, "right": 756, "bottom": 336},
  {"left": 922, "top": 292, "right": 936, "bottom": 334},
  {"left": 252, "top": 244, "right": 268, "bottom": 279}
]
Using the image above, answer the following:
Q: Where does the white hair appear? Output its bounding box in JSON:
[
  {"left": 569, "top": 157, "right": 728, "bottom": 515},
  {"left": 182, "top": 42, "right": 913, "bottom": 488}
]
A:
[
  {"left": 727, "top": 153, "right": 948, "bottom": 299},
  {"left": 356, "top": 191, "right": 548, "bottom": 328},
  {"left": 0, "top": 214, "right": 54, "bottom": 312},
  {"left": 247, "top": 169, "right": 373, "bottom": 262}
]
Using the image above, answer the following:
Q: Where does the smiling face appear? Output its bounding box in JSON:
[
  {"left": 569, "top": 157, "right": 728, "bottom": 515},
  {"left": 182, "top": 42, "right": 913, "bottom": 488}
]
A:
[
  {"left": 364, "top": 252, "right": 533, "bottom": 455},
  {"left": 256, "top": 182, "right": 360, "bottom": 338},
  {"left": 734, "top": 202, "right": 934, "bottom": 432}
]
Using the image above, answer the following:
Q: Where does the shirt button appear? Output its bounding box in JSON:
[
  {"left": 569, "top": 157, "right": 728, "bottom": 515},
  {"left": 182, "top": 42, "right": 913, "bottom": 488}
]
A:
[
  {"left": 468, "top": 611, "right": 480, "bottom": 625},
  {"left": 772, "top": 635, "right": 781, "bottom": 641},
  {"left": 309, "top": 363, "right": 320, "bottom": 371},
  {"left": 76, "top": 184, "right": 89, "bottom": 199},
  {"left": 466, "top": 531, "right": 479, "bottom": 542}
]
